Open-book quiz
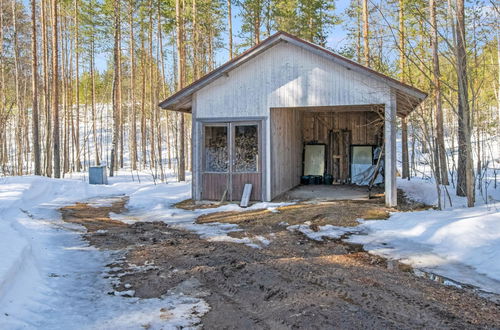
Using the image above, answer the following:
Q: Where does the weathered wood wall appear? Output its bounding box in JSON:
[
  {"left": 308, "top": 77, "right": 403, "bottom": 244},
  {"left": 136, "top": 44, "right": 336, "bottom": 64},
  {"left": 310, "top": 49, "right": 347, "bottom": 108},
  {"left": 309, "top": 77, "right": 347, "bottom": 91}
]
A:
[
  {"left": 194, "top": 41, "right": 391, "bottom": 119},
  {"left": 302, "top": 110, "right": 383, "bottom": 183},
  {"left": 270, "top": 108, "right": 303, "bottom": 199},
  {"left": 232, "top": 173, "right": 261, "bottom": 201},
  {"left": 201, "top": 173, "right": 228, "bottom": 200},
  {"left": 302, "top": 111, "right": 382, "bottom": 145}
]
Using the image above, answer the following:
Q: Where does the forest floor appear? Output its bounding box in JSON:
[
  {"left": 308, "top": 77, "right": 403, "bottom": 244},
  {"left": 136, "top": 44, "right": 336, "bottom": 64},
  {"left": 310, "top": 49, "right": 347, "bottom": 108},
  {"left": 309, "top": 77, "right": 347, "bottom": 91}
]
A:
[{"left": 60, "top": 195, "right": 500, "bottom": 329}]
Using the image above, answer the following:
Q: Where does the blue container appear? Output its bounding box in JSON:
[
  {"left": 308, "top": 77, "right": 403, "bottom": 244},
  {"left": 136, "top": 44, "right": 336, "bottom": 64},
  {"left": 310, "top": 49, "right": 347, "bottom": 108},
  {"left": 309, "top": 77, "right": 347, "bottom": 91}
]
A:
[{"left": 89, "top": 166, "right": 108, "bottom": 185}]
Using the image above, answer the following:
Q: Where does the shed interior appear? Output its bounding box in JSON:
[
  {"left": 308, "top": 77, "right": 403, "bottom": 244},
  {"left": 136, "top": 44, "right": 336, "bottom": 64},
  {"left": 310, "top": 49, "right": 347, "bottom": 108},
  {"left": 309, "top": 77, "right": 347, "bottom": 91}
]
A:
[{"left": 270, "top": 106, "right": 385, "bottom": 200}]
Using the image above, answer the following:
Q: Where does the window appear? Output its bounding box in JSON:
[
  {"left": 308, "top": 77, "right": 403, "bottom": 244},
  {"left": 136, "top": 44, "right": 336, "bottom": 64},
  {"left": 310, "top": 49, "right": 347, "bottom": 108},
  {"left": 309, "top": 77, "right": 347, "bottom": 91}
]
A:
[
  {"left": 204, "top": 126, "right": 228, "bottom": 172},
  {"left": 234, "top": 125, "right": 258, "bottom": 172},
  {"left": 351, "top": 146, "right": 373, "bottom": 165}
]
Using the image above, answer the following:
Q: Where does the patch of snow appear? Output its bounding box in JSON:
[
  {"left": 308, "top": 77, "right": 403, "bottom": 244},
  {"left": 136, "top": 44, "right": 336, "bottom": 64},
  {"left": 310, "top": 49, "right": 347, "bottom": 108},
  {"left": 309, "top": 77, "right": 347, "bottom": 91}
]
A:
[
  {"left": 114, "top": 290, "right": 136, "bottom": 297},
  {"left": 348, "top": 204, "right": 500, "bottom": 294},
  {"left": 398, "top": 174, "right": 500, "bottom": 209},
  {"left": 114, "top": 189, "right": 292, "bottom": 249},
  {"left": 288, "top": 221, "right": 355, "bottom": 241}
]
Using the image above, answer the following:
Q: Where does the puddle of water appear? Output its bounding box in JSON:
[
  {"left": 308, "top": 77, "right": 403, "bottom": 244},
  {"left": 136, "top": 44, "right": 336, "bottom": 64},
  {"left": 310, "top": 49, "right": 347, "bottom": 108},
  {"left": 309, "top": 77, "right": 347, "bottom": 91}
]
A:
[{"left": 411, "top": 269, "right": 470, "bottom": 289}]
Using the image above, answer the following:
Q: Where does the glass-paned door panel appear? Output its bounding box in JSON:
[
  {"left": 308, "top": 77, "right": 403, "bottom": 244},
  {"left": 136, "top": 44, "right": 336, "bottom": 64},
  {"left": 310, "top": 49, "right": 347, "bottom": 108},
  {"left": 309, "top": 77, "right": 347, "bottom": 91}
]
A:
[
  {"left": 233, "top": 125, "right": 259, "bottom": 172},
  {"left": 204, "top": 125, "right": 229, "bottom": 172}
]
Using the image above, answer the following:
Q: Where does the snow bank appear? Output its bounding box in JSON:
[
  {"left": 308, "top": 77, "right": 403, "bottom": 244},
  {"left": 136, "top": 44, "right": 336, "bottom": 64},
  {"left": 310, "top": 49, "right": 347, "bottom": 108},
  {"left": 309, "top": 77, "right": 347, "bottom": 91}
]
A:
[
  {"left": 397, "top": 175, "right": 500, "bottom": 209},
  {"left": 0, "top": 171, "right": 211, "bottom": 329},
  {"left": 349, "top": 204, "right": 500, "bottom": 293}
]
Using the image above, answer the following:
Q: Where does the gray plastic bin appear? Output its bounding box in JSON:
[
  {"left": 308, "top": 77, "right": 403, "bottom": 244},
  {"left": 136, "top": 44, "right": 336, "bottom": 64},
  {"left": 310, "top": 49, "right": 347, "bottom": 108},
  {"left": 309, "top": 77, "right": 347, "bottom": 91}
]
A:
[{"left": 89, "top": 166, "right": 108, "bottom": 184}]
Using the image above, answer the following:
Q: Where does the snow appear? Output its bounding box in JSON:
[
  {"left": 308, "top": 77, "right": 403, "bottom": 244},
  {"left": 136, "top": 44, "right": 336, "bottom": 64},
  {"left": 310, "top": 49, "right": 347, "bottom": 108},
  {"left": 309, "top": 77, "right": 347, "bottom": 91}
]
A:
[
  {"left": 396, "top": 177, "right": 477, "bottom": 209},
  {"left": 0, "top": 172, "right": 211, "bottom": 329},
  {"left": 112, "top": 186, "right": 292, "bottom": 249},
  {"left": 348, "top": 178, "right": 500, "bottom": 294},
  {"left": 287, "top": 221, "right": 355, "bottom": 241},
  {"left": 0, "top": 171, "right": 291, "bottom": 328},
  {"left": 2, "top": 158, "right": 500, "bottom": 327}
]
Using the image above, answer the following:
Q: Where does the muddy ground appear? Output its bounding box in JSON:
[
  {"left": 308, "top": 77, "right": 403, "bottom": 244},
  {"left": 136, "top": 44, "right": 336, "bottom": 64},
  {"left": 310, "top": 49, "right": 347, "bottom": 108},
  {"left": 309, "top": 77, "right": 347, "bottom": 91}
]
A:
[{"left": 60, "top": 196, "right": 500, "bottom": 329}]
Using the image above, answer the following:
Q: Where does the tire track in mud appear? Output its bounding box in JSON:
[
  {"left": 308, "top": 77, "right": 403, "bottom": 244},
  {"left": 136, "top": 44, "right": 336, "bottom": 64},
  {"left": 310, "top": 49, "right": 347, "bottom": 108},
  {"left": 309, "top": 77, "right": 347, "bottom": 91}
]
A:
[{"left": 60, "top": 197, "right": 500, "bottom": 330}]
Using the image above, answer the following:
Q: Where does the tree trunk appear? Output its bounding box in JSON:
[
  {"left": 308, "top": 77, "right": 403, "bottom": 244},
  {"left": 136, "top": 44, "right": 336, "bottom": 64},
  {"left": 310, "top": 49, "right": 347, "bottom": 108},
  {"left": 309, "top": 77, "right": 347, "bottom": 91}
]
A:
[
  {"left": 110, "top": 0, "right": 120, "bottom": 177},
  {"left": 176, "top": 0, "right": 186, "bottom": 181},
  {"left": 42, "top": 0, "right": 52, "bottom": 177},
  {"left": 129, "top": 1, "right": 138, "bottom": 170},
  {"left": 430, "top": 0, "right": 448, "bottom": 185},
  {"left": 399, "top": 0, "right": 409, "bottom": 179},
  {"left": 455, "top": 0, "right": 474, "bottom": 206},
  {"left": 156, "top": 0, "right": 164, "bottom": 181},
  {"left": 0, "top": 0, "right": 4, "bottom": 171},
  {"left": 362, "top": 0, "right": 370, "bottom": 67},
  {"left": 148, "top": 1, "right": 156, "bottom": 171},
  {"left": 228, "top": 0, "right": 233, "bottom": 59},
  {"left": 90, "top": 38, "right": 99, "bottom": 165},
  {"left": 253, "top": 5, "right": 260, "bottom": 45},
  {"left": 12, "top": 0, "right": 23, "bottom": 175},
  {"left": 61, "top": 16, "right": 69, "bottom": 175},
  {"left": 118, "top": 16, "right": 123, "bottom": 170},
  {"left": 52, "top": 0, "right": 60, "bottom": 178},
  {"left": 74, "top": 0, "right": 81, "bottom": 172},
  {"left": 31, "top": 0, "right": 41, "bottom": 175},
  {"left": 140, "top": 27, "right": 147, "bottom": 168},
  {"left": 356, "top": 0, "right": 361, "bottom": 63}
]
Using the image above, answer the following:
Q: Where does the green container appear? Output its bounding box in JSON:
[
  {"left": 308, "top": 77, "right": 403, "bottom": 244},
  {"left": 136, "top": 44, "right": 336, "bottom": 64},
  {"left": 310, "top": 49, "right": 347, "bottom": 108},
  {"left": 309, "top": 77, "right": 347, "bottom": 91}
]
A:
[{"left": 323, "top": 174, "right": 333, "bottom": 185}]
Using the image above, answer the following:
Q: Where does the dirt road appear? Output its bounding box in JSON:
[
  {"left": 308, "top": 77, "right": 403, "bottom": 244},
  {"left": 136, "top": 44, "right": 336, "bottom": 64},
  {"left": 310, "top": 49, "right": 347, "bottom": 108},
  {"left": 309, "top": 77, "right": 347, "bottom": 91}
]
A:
[{"left": 60, "top": 197, "right": 500, "bottom": 329}]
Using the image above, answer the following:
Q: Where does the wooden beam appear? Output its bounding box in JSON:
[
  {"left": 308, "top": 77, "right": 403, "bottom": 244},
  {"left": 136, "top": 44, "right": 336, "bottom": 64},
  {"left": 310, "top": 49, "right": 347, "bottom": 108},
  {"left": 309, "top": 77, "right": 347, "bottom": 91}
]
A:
[{"left": 385, "top": 90, "right": 397, "bottom": 207}]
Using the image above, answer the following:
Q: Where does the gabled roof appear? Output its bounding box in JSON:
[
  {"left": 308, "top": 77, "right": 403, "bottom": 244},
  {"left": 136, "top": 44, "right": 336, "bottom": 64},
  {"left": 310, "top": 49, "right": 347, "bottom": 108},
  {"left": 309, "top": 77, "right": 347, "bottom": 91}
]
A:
[{"left": 159, "top": 31, "right": 427, "bottom": 117}]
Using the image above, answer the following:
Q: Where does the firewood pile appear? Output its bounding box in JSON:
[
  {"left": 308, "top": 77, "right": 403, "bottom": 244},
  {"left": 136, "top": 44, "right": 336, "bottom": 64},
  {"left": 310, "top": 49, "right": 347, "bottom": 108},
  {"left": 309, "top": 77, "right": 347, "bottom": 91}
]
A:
[
  {"left": 206, "top": 135, "right": 228, "bottom": 172},
  {"left": 235, "top": 132, "right": 258, "bottom": 172},
  {"left": 205, "top": 127, "right": 258, "bottom": 172}
]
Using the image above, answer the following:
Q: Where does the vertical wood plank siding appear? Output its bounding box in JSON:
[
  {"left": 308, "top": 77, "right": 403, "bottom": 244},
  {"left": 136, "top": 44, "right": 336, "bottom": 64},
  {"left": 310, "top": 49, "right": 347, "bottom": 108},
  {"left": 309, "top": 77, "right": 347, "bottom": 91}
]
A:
[
  {"left": 270, "top": 108, "right": 302, "bottom": 199},
  {"left": 195, "top": 42, "right": 390, "bottom": 119},
  {"left": 232, "top": 173, "right": 261, "bottom": 201},
  {"left": 201, "top": 173, "right": 228, "bottom": 200},
  {"left": 301, "top": 111, "right": 381, "bottom": 145}
]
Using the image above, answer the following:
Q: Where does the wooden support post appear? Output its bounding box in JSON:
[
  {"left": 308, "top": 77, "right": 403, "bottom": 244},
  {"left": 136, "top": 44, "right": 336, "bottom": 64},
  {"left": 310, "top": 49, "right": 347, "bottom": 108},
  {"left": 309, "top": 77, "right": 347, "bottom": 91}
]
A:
[
  {"left": 385, "top": 91, "right": 397, "bottom": 207},
  {"left": 401, "top": 116, "right": 409, "bottom": 179}
]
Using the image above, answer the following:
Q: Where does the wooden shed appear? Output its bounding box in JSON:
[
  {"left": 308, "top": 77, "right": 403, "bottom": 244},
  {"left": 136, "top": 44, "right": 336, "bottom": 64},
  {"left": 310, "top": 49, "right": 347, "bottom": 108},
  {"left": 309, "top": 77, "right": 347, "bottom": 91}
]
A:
[{"left": 159, "top": 32, "right": 427, "bottom": 206}]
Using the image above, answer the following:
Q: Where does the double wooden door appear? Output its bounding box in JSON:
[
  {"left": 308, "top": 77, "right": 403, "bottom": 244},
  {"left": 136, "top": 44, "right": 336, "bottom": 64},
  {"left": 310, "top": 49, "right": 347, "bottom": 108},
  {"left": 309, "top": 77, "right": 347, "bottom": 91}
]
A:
[{"left": 201, "top": 121, "right": 262, "bottom": 201}]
